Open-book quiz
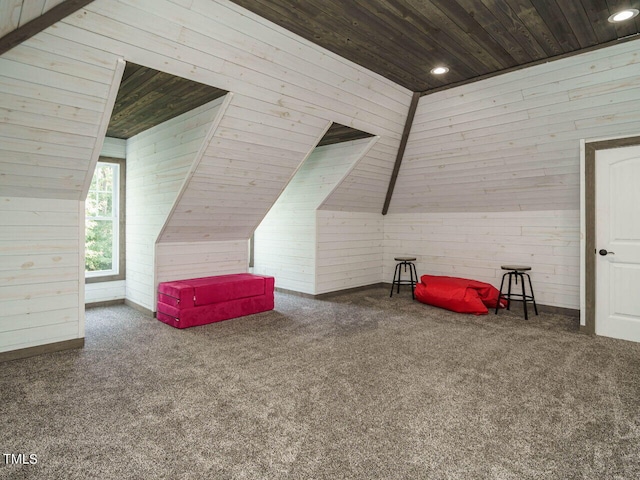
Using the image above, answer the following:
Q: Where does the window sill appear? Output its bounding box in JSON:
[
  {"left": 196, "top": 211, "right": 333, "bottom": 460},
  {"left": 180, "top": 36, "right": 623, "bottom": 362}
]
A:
[{"left": 85, "top": 273, "right": 125, "bottom": 284}]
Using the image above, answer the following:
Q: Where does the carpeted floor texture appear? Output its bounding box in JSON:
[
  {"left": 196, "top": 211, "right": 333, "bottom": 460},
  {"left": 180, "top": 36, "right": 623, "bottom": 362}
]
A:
[{"left": 2, "top": 286, "right": 640, "bottom": 479}]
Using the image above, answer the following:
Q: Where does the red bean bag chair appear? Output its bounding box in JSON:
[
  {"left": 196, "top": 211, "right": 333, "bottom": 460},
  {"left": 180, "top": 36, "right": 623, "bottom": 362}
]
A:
[{"left": 414, "top": 274, "right": 505, "bottom": 315}]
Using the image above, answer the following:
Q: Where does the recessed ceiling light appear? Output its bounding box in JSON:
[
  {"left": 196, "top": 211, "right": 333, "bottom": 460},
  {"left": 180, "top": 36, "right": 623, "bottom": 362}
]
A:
[
  {"left": 430, "top": 66, "right": 449, "bottom": 75},
  {"left": 608, "top": 9, "right": 639, "bottom": 23}
]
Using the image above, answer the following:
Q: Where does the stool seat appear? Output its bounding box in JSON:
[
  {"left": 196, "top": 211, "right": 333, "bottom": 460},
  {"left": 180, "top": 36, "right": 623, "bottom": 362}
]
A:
[
  {"left": 495, "top": 265, "right": 538, "bottom": 320},
  {"left": 390, "top": 257, "right": 418, "bottom": 299},
  {"left": 501, "top": 265, "right": 531, "bottom": 272}
]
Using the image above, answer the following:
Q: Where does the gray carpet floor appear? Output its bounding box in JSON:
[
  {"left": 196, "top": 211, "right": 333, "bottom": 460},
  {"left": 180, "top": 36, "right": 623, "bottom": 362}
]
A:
[{"left": 1, "top": 286, "right": 640, "bottom": 479}]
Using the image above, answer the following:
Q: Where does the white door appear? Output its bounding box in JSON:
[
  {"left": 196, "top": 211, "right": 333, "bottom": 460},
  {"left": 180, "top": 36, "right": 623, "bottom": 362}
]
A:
[{"left": 595, "top": 145, "right": 640, "bottom": 342}]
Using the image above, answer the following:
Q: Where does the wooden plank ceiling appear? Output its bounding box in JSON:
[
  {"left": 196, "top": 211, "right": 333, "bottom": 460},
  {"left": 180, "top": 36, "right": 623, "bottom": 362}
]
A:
[
  {"left": 318, "top": 123, "right": 374, "bottom": 147},
  {"left": 229, "top": 0, "right": 640, "bottom": 93},
  {"left": 106, "top": 62, "right": 227, "bottom": 139}
]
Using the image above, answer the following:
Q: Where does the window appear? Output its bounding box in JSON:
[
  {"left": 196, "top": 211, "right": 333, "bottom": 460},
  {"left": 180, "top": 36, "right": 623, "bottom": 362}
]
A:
[{"left": 85, "top": 160, "right": 124, "bottom": 280}]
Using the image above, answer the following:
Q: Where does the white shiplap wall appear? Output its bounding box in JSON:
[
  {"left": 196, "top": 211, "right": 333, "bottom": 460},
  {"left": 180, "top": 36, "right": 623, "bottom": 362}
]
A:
[
  {"left": 384, "top": 211, "right": 580, "bottom": 309},
  {"left": 254, "top": 138, "right": 376, "bottom": 294},
  {"left": 85, "top": 280, "right": 125, "bottom": 304},
  {"left": 316, "top": 211, "right": 384, "bottom": 294},
  {"left": 0, "top": 197, "right": 81, "bottom": 352},
  {"left": 321, "top": 137, "right": 405, "bottom": 212},
  {"left": 0, "top": 33, "right": 121, "bottom": 353},
  {"left": 156, "top": 240, "right": 248, "bottom": 287},
  {"left": 100, "top": 136, "right": 126, "bottom": 159},
  {"left": 392, "top": 40, "right": 640, "bottom": 214},
  {"left": 126, "top": 99, "right": 224, "bottom": 311},
  {"left": 0, "top": 32, "right": 122, "bottom": 199},
  {"left": 157, "top": 95, "right": 330, "bottom": 243}
]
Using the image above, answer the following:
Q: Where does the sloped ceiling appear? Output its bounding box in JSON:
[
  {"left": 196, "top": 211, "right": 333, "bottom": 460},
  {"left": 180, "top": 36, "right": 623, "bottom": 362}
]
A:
[
  {"left": 229, "top": 0, "right": 640, "bottom": 93},
  {"left": 4, "top": 1, "right": 639, "bottom": 95}
]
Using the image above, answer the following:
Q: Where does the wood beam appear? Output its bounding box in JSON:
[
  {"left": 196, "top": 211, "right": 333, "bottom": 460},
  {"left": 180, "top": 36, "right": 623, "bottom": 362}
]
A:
[
  {"left": 382, "top": 91, "right": 421, "bottom": 215},
  {"left": 0, "top": 0, "right": 95, "bottom": 56}
]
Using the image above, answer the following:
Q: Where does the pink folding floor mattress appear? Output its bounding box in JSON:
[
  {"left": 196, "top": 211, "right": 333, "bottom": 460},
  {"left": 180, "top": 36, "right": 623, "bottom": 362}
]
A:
[{"left": 156, "top": 273, "right": 275, "bottom": 329}]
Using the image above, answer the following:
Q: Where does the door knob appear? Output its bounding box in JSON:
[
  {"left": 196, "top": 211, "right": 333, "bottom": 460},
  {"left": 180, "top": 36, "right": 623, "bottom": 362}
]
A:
[{"left": 599, "top": 249, "right": 615, "bottom": 256}]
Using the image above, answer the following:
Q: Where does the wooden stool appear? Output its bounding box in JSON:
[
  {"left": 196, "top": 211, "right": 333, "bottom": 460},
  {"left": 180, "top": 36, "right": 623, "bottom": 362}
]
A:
[
  {"left": 390, "top": 257, "right": 418, "bottom": 299},
  {"left": 495, "top": 265, "right": 538, "bottom": 320}
]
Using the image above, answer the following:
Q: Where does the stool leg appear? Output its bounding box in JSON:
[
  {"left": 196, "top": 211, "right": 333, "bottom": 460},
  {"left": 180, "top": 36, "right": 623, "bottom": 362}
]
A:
[
  {"left": 525, "top": 273, "right": 538, "bottom": 316},
  {"left": 402, "top": 262, "right": 407, "bottom": 295},
  {"left": 390, "top": 263, "right": 400, "bottom": 297},
  {"left": 397, "top": 262, "right": 405, "bottom": 294},
  {"left": 506, "top": 272, "right": 513, "bottom": 310},
  {"left": 495, "top": 273, "right": 507, "bottom": 314},
  {"left": 410, "top": 263, "right": 418, "bottom": 299},
  {"left": 519, "top": 272, "right": 528, "bottom": 320}
]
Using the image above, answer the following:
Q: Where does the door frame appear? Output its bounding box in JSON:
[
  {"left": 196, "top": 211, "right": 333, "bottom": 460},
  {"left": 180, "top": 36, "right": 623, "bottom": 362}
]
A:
[{"left": 582, "top": 135, "right": 640, "bottom": 335}]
